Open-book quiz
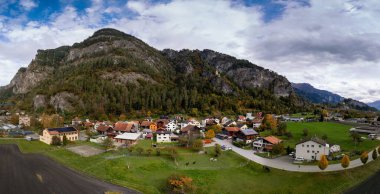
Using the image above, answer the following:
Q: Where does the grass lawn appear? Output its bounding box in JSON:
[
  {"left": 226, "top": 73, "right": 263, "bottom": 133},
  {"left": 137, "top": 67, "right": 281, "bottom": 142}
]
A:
[
  {"left": 2, "top": 138, "right": 380, "bottom": 194},
  {"left": 284, "top": 122, "right": 379, "bottom": 152}
]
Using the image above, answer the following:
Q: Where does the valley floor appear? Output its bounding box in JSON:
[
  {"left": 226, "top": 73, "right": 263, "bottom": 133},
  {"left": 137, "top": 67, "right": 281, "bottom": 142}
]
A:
[{"left": 1, "top": 139, "right": 380, "bottom": 194}]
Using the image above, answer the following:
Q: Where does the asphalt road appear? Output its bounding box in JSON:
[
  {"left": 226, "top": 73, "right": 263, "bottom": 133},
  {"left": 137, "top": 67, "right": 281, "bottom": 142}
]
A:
[
  {"left": 0, "top": 144, "right": 139, "bottom": 194},
  {"left": 345, "top": 170, "right": 380, "bottom": 194}
]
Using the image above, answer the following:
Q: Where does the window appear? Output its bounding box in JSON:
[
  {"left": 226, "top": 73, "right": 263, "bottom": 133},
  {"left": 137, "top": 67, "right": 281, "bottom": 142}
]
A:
[
  {"left": 302, "top": 144, "right": 304, "bottom": 147},
  {"left": 311, "top": 156, "right": 315, "bottom": 159},
  {"left": 307, "top": 150, "right": 310, "bottom": 153},
  {"left": 317, "top": 151, "right": 319, "bottom": 153},
  {"left": 311, "top": 145, "right": 314, "bottom": 147},
  {"left": 312, "top": 151, "right": 314, "bottom": 153},
  {"left": 319, "top": 145, "right": 321, "bottom": 148},
  {"left": 307, "top": 145, "right": 309, "bottom": 147}
]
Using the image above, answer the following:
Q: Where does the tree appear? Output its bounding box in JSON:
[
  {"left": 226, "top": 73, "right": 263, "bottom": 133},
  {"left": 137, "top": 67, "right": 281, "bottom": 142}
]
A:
[
  {"left": 261, "top": 114, "right": 277, "bottom": 131},
  {"left": 205, "top": 129, "right": 215, "bottom": 139},
  {"left": 271, "top": 143, "right": 284, "bottom": 155},
  {"left": 136, "top": 147, "right": 144, "bottom": 155},
  {"left": 214, "top": 144, "right": 222, "bottom": 157},
  {"left": 302, "top": 128, "right": 309, "bottom": 137},
  {"left": 62, "top": 134, "right": 68, "bottom": 146},
  {"left": 10, "top": 114, "right": 19, "bottom": 125},
  {"left": 146, "top": 148, "right": 153, "bottom": 156},
  {"left": 192, "top": 139, "right": 204, "bottom": 152},
  {"left": 208, "top": 124, "right": 222, "bottom": 134},
  {"left": 277, "top": 122, "right": 287, "bottom": 136},
  {"left": 51, "top": 136, "right": 61, "bottom": 146},
  {"left": 322, "top": 134, "right": 328, "bottom": 141},
  {"left": 102, "top": 137, "right": 114, "bottom": 152},
  {"left": 167, "top": 174, "right": 195, "bottom": 193},
  {"left": 350, "top": 132, "right": 362, "bottom": 145},
  {"left": 341, "top": 155, "right": 350, "bottom": 169},
  {"left": 318, "top": 155, "right": 328, "bottom": 170},
  {"left": 360, "top": 151, "right": 369, "bottom": 164},
  {"left": 372, "top": 149, "right": 378, "bottom": 160},
  {"left": 166, "top": 147, "right": 178, "bottom": 162},
  {"left": 119, "top": 114, "right": 127, "bottom": 121}
]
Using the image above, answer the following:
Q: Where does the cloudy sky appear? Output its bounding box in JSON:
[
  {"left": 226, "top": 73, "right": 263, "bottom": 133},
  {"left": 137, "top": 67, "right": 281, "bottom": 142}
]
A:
[{"left": 0, "top": 0, "right": 379, "bottom": 102}]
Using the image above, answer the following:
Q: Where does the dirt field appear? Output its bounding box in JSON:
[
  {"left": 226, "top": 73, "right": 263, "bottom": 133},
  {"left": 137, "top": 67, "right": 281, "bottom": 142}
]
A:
[
  {"left": 67, "top": 145, "right": 104, "bottom": 157},
  {"left": 0, "top": 144, "right": 138, "bottom": 194}
]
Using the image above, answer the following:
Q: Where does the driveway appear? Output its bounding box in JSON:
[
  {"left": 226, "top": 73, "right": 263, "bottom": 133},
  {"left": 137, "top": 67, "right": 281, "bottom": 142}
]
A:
[{"left": 212, "top": 138, "right": 374, "bottom": 172}]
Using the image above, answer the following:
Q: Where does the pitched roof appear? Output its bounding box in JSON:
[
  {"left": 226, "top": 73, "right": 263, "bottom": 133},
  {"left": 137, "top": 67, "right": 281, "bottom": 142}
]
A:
[
  {"left": 264, "top": 136, "right": 282, "bottom": 145},
  {"left": 181, "top": 125, "right": 199, "bottom": 132},
  {"left": 156, "top": 130, "right": 171, "bottom": 134},
  {"left": 140, "top": 121, "right": 152, "bottom": 127},
  {"left": 241, "top": 129, "right": 258, "bottom": 136},
  {"left": 114, "top": 133, "right": 142, "bottom": 140},
  {"left": 297, "top": 137, "right": 327, "bottom": 146},
  {"left": 224, "top": 127, "right": 240, "bottom": 132},
  {"left": 97, "top": 125, "right": 113, "bottom": 132},
  {"left": 47, "top": 127, "right": 77, "bottom": 135},
  {"left": 114, "top": 122, "right": 133, "bottom": 132}
]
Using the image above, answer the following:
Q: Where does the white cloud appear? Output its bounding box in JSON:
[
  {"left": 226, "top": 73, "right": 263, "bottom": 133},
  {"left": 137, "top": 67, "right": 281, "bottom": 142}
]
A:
[
  {"left": 19, "top": 0, "right": 37, "bottom": 10},
  {"left": 0, "top": 0, "right": 380, "bottom": 103}
]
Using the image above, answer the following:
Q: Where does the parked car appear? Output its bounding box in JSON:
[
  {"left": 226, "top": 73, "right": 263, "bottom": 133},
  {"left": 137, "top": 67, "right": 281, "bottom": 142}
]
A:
[
  {"left": 289, "top": 152, "right": 295, "bottom": 158},
  {"left": 294, "top": 156, "right": 304, "bottom": 162},
  {"left": 221, "top": 145, "right": 232, "bottom": 151}
]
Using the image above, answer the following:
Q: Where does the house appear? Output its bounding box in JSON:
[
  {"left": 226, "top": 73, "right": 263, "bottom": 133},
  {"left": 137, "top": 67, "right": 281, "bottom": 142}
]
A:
[
  {"left": 114, "top": 132, "right": 142, "bottom": 145},
  {"left": 188, "top": 119, "right": 201, "bottom": 128},
  {"left": 19, "top": 115, "right": 31, "bottom": 127},
  {"left": 166, "top": 121, "right": 177, "bottom": 132},
  {"left": 40, "top": 127, "right": 79, "bottom": 145},
  {"left": 295, "top": 137, "right": 330, "bottom": 161},
  {"left": 234, "top": 129, "right": 259, "bottom": 144},
  {"left": 237, "top": 115, "right": 246, "bottom": 122},
  {"left": 237, "top": 123, "right": 248, "bottom": 131},
  {"left": 156, "top": 119, "right": 169, "bottom": 130},
  {"left": 253, "top": 136, "right": 282, "bottom": 151},
  {"left": 140, "top": 121, "right": 152, "bottom": 129},
  {"left": 71, "top": 117, "right": 82, "bottom": 126},
  {"left": 180, "top": 125, "right": 202, "bottom": 138},
  {"left": 142, "top": 129, "right": 153, "bottom": 139},
  {"left": 114, "top": 122, "right": 137, "bottom": 133},
  {"left": 156, "top": 130, "right": 171, "bottom": 143},
  {"left": 223, "top": 120, "right": 237, "bottom": 127},
  {"left": 96, "top": 125, "right": 114, "bottom": 135},
  {"left": 221, "top": 117, "right": 230, "bottom": 125},
  {"left": 222, "top": 127, "right": 240, "bottom": 137},
  {"left": 246, "top": 113, "right": 254, "bottom": 121},
  {"left": 150, "top": 123, "right": 158, "bottom": 131}
]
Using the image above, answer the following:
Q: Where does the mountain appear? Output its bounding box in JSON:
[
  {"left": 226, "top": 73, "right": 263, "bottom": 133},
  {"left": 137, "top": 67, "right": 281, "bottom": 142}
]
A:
[
  {"left": 0, "top": 28, "right": 308, "bottom": 118},
  {"left": 292, "top": 83, "right": 377, "bottom": 111},
  {"left": 292, "top": 83, "right": 344, "bottom": 104},
  {"left": 368, "top": 101, "right": 380, "bottom": 110}
]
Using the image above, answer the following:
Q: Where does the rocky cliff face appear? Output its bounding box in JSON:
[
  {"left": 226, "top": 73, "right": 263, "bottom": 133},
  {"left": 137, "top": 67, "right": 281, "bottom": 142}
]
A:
[{"left": 1, "top": 28, "right": 301, "bottom": 114}]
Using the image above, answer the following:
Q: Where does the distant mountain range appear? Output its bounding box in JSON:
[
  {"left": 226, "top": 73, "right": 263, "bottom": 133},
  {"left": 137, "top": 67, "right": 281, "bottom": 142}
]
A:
[
  {"left": 292, "top": 83, "right": 344, "bottom": 104},
  {"left": 367, "top": 101, "right": 380, "bottom": 110},
  {"left": 292, "top": 83, "right": 377, "bottom": 111}
]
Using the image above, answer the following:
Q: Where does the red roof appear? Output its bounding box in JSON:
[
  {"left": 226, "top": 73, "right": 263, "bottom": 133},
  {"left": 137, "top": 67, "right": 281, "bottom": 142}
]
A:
[
  {"left": 264, "top": 136, "right": 282, "bottom": 145},
  {"left": 97, "top": 125, "right": 113, "bottom": 132},
  {"left": 224, "top": 127, "right": 240, "bottom": 132},
  {"left": 114, "top": 122, "right": 133, "bottom": 132},
  {"left": 140, "top": 121, "right": 151, "bottom": 127}
]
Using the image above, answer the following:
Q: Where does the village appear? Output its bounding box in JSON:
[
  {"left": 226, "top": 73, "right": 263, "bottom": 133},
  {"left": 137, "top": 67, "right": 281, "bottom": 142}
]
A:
[{"left": 1, "top": 110, "right": 380, "bottom": 168}]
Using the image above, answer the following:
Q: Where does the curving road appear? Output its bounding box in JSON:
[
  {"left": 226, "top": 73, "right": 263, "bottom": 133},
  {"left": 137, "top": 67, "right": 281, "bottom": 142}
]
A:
[
  {"left": 0, "top": 144, "right": 139, "bottom": 194},
  {"left": 212, "top": 138, "right": 375, "bottom": 172}
]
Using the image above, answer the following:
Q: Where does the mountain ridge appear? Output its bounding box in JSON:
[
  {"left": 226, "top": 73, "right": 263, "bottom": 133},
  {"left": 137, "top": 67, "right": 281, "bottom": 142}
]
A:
[{"left": 0, "top": 28, "right": 308, "bottom": 117}]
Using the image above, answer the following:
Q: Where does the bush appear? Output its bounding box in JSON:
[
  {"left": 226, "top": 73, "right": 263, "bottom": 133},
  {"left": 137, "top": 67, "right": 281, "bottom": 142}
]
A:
[
  {"left": 167, "top": 174, "right": 196, "bottom": 193},
  {"left": 318, "top": 155, "right": 328, "bottom": 170},
  {"left": 232, "top": 141, "right": 245, "bottom": 148},
  {"left": 341, "top": 155, "right": 350, "bottom": 169},
  {"left": 214, "top": 144, "right": 222, "bottom": 157},
  {"left": 372, "top": 149, "right": 378, "bottom": 160},
  {"left": 192, "top": 139, "right": 204, "bottom": 152},
  {"left": 51, "top": 136, "right": 61, "bottom": 146},
  {"left": 360, "top": 151, "right": 369, "bottom": 164},
  {"left": 272, "top": 143, "right": 285, "bottom": 155}
]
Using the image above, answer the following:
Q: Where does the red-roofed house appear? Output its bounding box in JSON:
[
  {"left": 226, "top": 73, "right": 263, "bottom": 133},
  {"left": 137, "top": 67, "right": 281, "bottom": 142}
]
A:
[
  {"left": 222, "top": 127, "right": 240, "bottom": 137},
  {"left": 253, "top": 136, "right": 282, "bottom": 151}
]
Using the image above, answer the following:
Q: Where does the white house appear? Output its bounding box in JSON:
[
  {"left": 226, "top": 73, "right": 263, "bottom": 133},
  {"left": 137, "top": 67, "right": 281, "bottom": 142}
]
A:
[
  {"left": 246, "top": 113, "right": 254, "bottom": 121},
  {"left": 221, "top": 117, "right": 230, "bottom": 125},
  {"left": 295, "top": 137, "right": 330, "bottom": 161},
  {"left": 156, "top": 130, "right": 171, "bottom": 143},
  {"left": 166, "top": 121, "right": 178, "bottom": 132}
]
